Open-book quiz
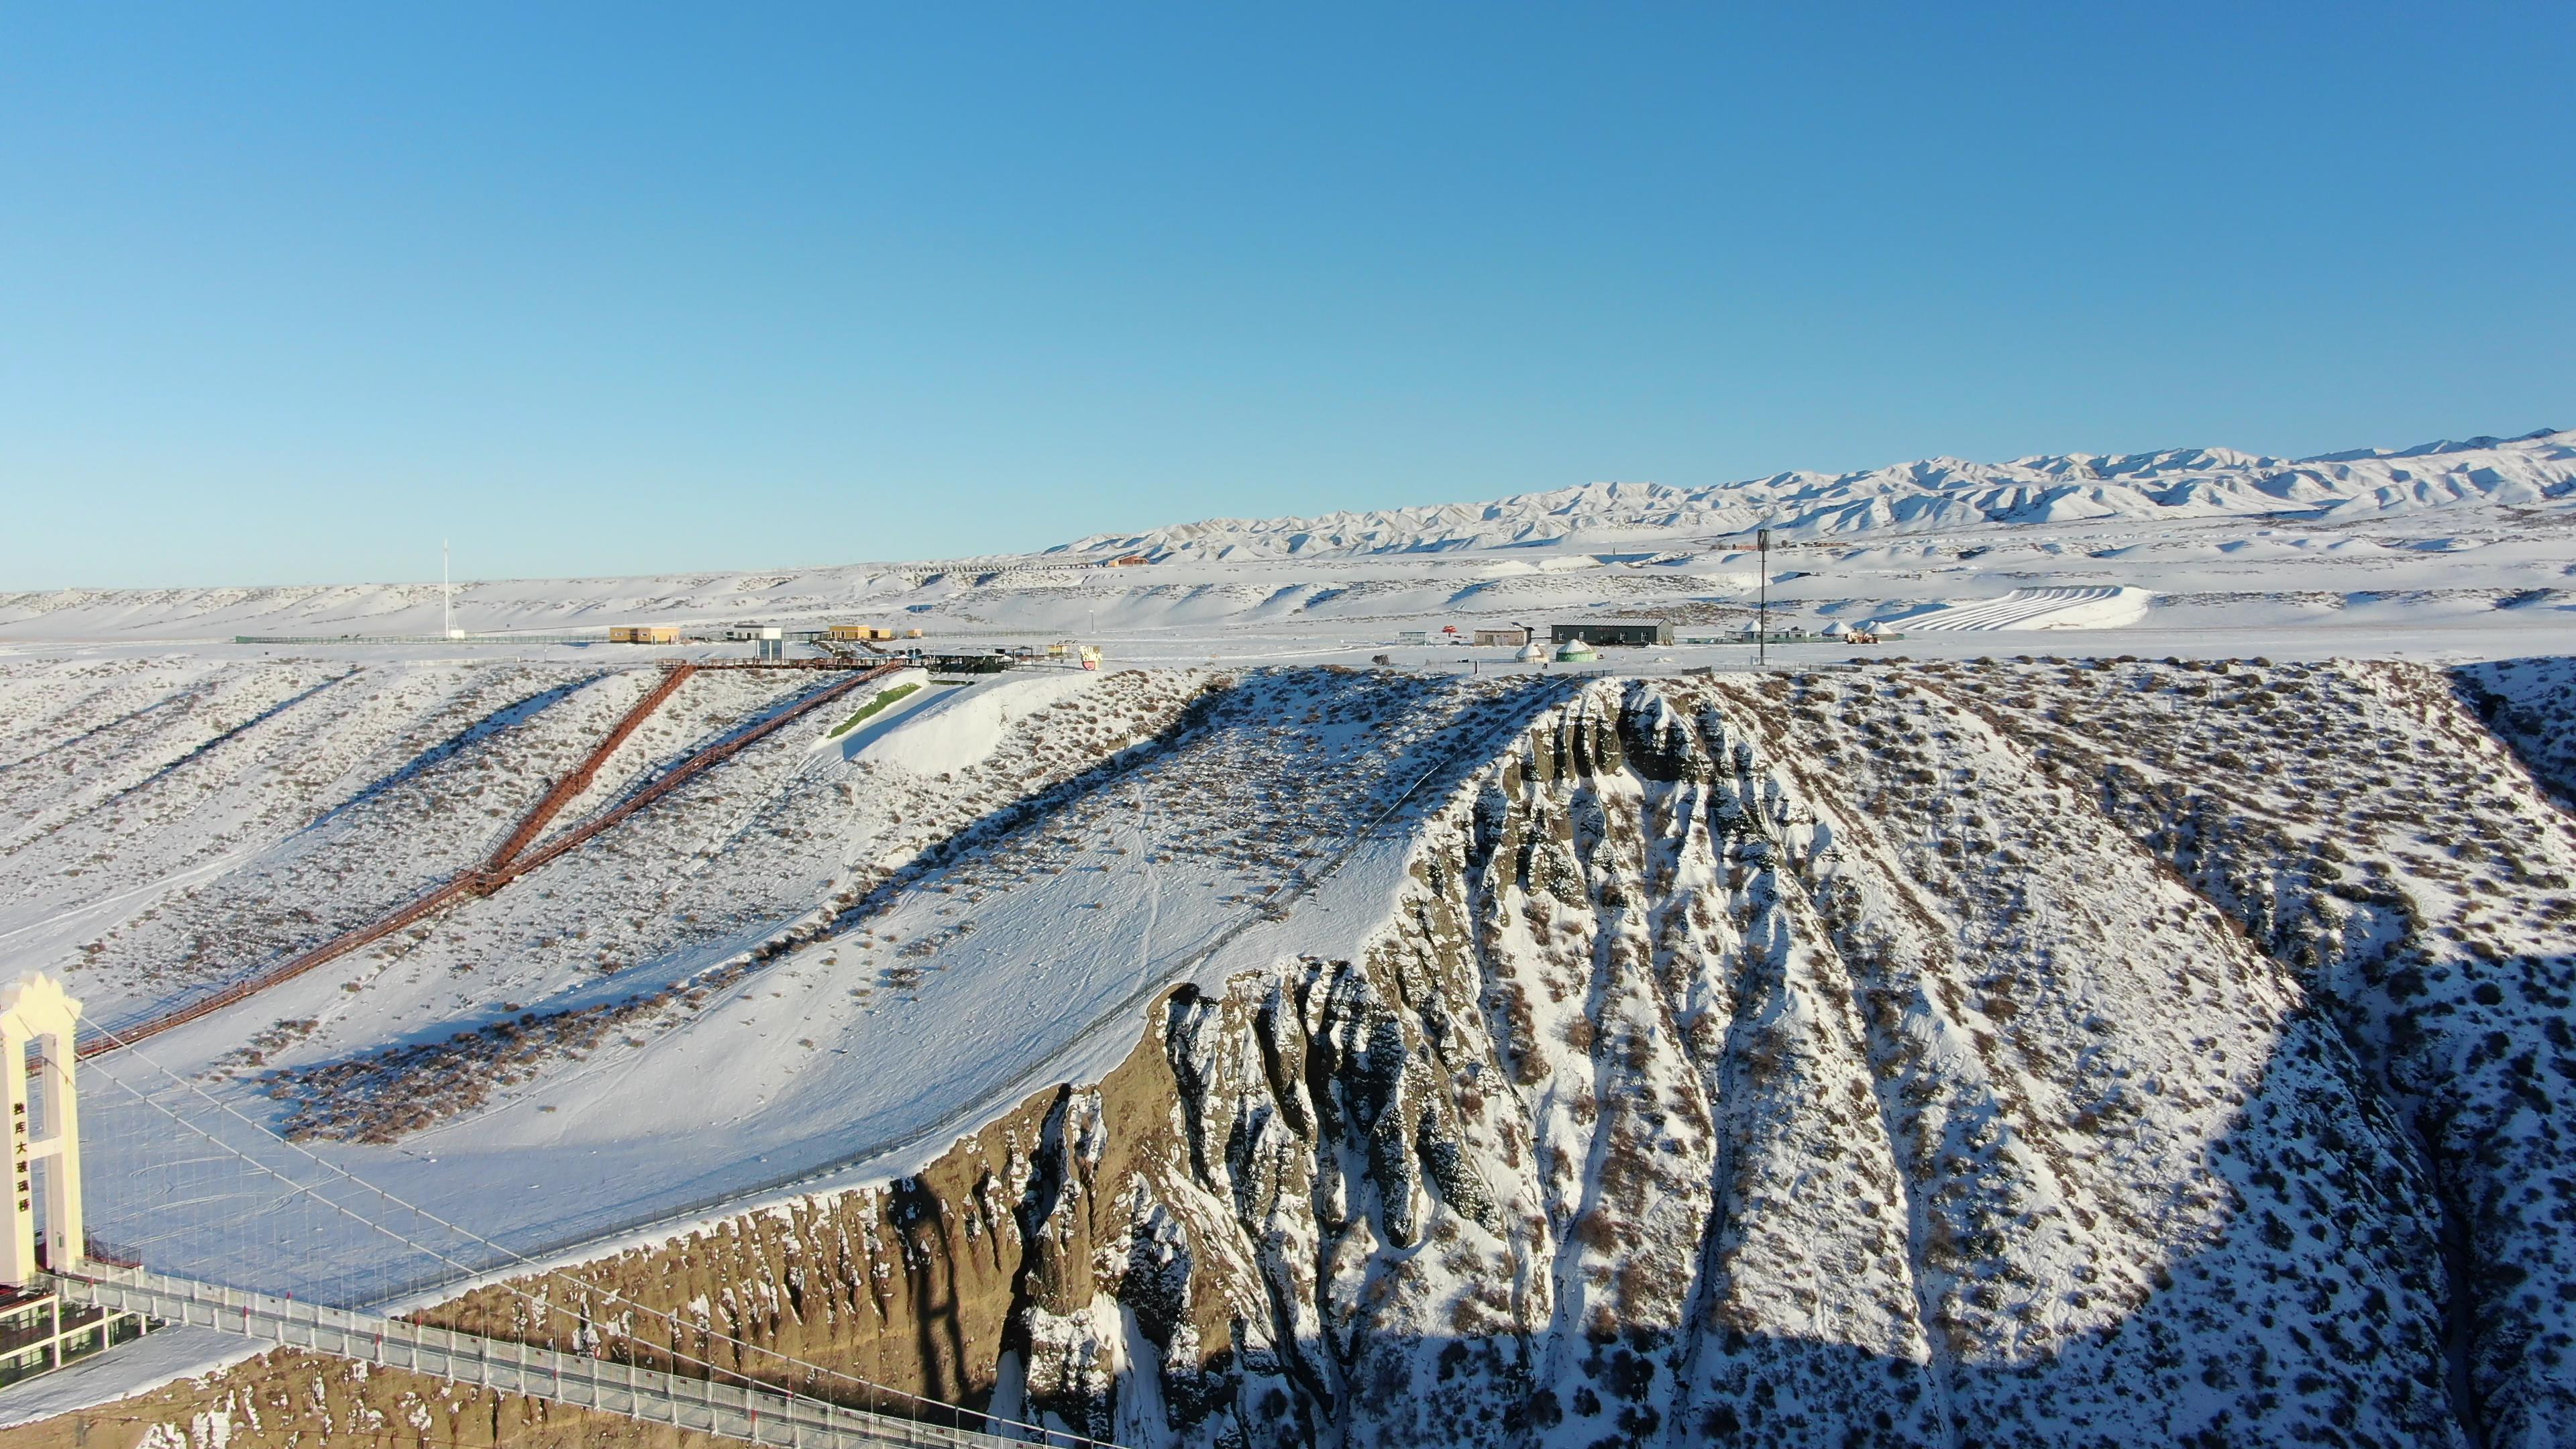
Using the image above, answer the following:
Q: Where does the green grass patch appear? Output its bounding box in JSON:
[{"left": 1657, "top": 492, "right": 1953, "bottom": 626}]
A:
[{"left": 825, "top": 683, "right": 921, "bottom": 739}]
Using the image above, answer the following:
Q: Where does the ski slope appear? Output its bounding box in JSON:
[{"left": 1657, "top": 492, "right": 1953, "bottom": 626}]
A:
[{"left": 1890, "top": 585, "right": 2155, "bottom": 631}]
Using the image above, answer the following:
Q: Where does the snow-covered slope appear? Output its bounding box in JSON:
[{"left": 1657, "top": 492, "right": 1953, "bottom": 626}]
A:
[
  {"left": 9, "top": 653, "right": 2574, "bottom": 1446},
  {"left": 1886, "top": 584, "right": 2155, "bottom": 631},
  {"left": 5, "top": 424, "right": 2576, "bottom": 1448}
]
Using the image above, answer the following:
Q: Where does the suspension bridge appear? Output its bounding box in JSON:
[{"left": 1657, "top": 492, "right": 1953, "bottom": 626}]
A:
[{"left": 59, "top": 1269, "right": 1013, "bottom": 1449}]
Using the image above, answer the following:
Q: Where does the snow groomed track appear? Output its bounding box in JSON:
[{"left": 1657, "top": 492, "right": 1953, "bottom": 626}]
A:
[{"left": 1895, "top": 584, "right": 2153, "bottom": 631}]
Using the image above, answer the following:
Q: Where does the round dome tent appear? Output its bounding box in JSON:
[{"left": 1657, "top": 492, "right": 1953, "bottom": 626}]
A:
[
  {"left": 1555, "top": 640, "right": 1600, "bottom": 663},
  {"left": 1517, "top": 641, "right": 1546, "bottom": 663}
]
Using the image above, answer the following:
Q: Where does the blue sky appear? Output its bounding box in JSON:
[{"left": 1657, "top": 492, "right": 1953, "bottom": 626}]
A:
[{"left": 5, "top": 3, "right": 2569, "bottom": 587}]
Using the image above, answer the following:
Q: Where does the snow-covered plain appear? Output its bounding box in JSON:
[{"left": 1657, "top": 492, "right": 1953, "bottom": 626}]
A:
[
  {"left": 0, "top": 425, "right": 2571, "bottom": 1443},
  {"left": 3, "top": 427, "right": 2571, "bottom": 666}
]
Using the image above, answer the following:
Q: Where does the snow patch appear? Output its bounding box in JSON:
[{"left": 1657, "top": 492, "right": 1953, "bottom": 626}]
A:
[{"left": 853, "top": 672, "right": 1102, "bottom": 780}]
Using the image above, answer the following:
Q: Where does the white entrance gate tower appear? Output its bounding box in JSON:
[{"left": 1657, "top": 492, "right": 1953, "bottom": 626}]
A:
[{"left": 0, "top": 975, "right": 84, "bottom": 1285}]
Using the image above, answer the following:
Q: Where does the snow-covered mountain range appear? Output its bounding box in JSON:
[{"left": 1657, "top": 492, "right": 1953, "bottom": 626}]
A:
[
  {"left": 1052, "top": 427, "right": 2576, "bottom": 560},
  {"left": 3, "top": 426, "right": 2570, "bottom": 659}
]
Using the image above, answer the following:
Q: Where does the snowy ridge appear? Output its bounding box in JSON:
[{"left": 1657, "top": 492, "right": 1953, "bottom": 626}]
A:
[
  {"left": 0, "top": 426, "right": 2567, "bottom": 647},
  {"left": 1053, "top": 427, "right": 2576, "bottom": 559}
]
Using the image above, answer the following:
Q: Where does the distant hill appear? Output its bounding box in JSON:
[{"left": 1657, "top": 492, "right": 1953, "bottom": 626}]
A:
[{"left": 1049, "top": 426, "right": 2576, "bottom": 560}]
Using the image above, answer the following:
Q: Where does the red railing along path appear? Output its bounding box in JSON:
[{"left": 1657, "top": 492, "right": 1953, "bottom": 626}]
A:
[
  {"left": 80, "top": 661, "right": 902, "bottom": 1056},
  {"left": 487, "top": 663, "right": 698, "bottom": 869},
  {"left": 470, "top": 663, "right": 895, "bottom": 892}
]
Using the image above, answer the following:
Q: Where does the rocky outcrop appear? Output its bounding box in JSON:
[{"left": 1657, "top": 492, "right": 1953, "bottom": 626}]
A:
[{"left": 976, "top": 672, "right": 2471, "bottom": 1446}]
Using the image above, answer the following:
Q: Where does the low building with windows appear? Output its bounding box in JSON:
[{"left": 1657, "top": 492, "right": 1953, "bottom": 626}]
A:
[{"left": 1550, "top": 621, "right": 1673, "bottom": 647}]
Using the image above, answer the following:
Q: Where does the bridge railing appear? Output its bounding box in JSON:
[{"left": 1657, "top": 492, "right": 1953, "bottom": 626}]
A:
[{"left": 56, "top": 1267, "right": 1051, "bottom": 1449}]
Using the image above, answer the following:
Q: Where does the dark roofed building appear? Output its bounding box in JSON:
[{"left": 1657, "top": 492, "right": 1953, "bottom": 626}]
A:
[{"left": 1550, "top": 621, "right": 1672, "bottom": 647}]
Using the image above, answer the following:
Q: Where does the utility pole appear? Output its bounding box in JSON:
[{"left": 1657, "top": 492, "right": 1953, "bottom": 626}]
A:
[
  {"left": 442, "top": 540, "right": 454, "bottom": 639},
  {"left": 1756, "top": 527, "right": 1770, "bottom": 668}
]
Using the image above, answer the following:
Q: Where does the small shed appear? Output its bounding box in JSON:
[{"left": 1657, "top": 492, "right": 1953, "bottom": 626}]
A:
[
  {"left": 609, "top": 625, "right": 681, "bottom": 645},
  {"left": 1551, "top": 621, "right": 1673, "bottom": 647},
  {"left": 1474, "top": 627, "right": 1532, "bottom": 647}
]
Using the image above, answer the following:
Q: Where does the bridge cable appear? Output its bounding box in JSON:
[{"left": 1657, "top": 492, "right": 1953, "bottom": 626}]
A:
[{"left": 74, "top": 1013, "right": 1123, "bottom": 1449}]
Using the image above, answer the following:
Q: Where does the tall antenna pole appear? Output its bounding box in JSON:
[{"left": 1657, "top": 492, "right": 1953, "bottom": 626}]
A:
[
  {"left": 1756, "top": 527, "right": 1770, "bottom": 669},
  {"left": 442, "top": 540, "right": 453, "bottom": 639}
]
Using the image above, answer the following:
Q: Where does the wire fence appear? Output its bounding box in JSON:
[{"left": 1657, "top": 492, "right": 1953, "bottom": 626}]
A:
[{"left": 70, "top": 1022, "right": 1128, "bottom": 1449}]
